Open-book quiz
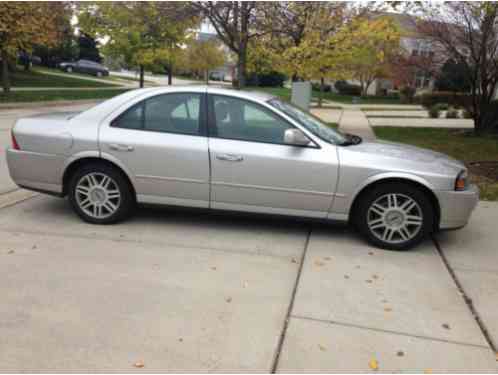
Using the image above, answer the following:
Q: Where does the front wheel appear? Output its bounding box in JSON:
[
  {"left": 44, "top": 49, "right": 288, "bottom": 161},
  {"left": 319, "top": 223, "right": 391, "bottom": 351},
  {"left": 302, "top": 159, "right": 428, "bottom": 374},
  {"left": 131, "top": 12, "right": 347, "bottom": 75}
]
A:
[
  {"left": 355, "top": 183, "right": 435, "bottom": 251},
  {"left": 68, "top": 163, "right": 135, "bottom": 224}
]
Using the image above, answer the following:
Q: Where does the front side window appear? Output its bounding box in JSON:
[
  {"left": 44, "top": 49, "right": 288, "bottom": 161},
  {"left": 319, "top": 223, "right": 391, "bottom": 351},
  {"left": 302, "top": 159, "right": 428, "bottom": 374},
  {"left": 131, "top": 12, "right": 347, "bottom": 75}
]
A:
[
  {"left": 211, "top": 95, "right": 293, "bottom": 144},
  {"left": 112, "top": 93, "right": 202, "bottom": 136},
  {"left": 268, "top": 99, "right": 346, "bottom": 145}
]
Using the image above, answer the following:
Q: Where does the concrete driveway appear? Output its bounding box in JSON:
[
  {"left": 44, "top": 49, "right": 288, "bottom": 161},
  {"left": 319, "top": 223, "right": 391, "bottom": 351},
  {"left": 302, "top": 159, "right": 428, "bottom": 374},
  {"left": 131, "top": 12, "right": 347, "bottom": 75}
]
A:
[{"left": 1, "top": 104, "right": 497, "bottom": 372}]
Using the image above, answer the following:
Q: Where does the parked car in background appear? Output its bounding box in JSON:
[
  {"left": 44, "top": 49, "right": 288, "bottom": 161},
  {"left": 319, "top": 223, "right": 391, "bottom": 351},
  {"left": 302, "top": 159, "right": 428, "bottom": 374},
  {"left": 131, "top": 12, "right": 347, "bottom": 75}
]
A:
[
  {"left": 6, "top": 87, "right": 478, "bottom": 251},
  {"left": 209, "top": 71, "right": 225, "bottom": 81},
  {"left": 59, "top": 59, "right": 109, "bottom": 77}
]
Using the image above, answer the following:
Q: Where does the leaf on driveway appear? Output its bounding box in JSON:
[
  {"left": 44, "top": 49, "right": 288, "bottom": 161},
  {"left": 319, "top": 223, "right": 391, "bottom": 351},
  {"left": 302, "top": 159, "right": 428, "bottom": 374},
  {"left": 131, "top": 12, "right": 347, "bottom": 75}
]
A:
[
  {"left": 442, "top": 323, "right": 450, "bottom": 330},
  {"left": 133, "top": 360, "right": 145, "bottom": 368},
  {"left": 211, "top": 266, "right": 217, "bottom": 271},
  {"left": 318, "top": 344, "right": 327, "bottom": 351},
  {"left": 323, "top": 256, "right": 332, "bottom": 261},
  {"left": 344, "top": 275, "right": 350, "bottom": 279},
  {"left": 384, "top": 307, "right": 392, "bottom": 312},
  {"left": 397, "top": 350, "right": 404, "bottom": 357},
  {"left": 291, "top": 257, "right": 298, "bottom": 264},
  {"left": 314, "top": 260, "right": 325, "bottom": 267},
  {"left": 372, "top": 274, "right": 379, "bottom": 279},
  {"left": 368, "top": 251, "right": 374, "bottom": 256},
  {"left": 225, "top": 296, "right": 232, "bottom": 303},
  {"left": 366, "top": 279, "right": 373, "bottom": 283},
  {"left": 369, "top": 359, "right": 379, "bottom": 370},
  {"left": 424, "top": 369, "right": 432, "bottom": 373},
  {"left": 7, "top": 250, "right": 14, "bottom": 254}
]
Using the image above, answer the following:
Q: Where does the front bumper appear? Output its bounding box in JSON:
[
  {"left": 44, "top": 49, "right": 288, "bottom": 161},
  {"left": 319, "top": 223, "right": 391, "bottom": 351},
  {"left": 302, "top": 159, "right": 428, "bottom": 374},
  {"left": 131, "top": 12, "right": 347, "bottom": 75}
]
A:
[{"left": 436, "top": 184, "right": 479, "bottom": 230}]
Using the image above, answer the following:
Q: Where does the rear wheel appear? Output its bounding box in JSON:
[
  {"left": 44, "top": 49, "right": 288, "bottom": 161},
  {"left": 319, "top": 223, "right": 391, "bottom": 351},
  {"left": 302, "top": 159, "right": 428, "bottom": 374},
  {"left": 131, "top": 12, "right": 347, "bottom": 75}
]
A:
[
  {"left": 66, "top": 66, "right": 73, "bottom": 73},
  {"left": 68, "top": 163, "right": 135, "bottom": 224},
  {"left": 355, "top": 183, "right": 434, "bottom": 251}
]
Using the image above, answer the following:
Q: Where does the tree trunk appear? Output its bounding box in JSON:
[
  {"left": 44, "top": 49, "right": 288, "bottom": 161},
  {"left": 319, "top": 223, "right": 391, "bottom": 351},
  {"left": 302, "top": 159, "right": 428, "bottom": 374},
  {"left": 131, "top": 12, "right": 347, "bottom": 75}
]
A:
[
  {"left": 139, "top": 65, "right": 144, "bottom": 88},
  {"left": 237, "top": 47, "right": 247, "bottom": 89},
  {"left": 1, "top": 50, "right": 10, "bottom": 94},
  {"left": 319, "top": 77, "right": 325, "bottom": 108},
  {"left": 167, "top": 64, "right": 172, "bottom": 85},
  {"left": 205, "top": 69, "right": 209, "bottom": 85}
]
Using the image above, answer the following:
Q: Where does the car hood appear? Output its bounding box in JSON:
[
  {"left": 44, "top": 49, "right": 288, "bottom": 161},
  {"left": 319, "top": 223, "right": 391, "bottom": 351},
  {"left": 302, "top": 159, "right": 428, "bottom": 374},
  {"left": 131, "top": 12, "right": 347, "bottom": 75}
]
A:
[{"left": 346, "top": 140, "right": 465, "bottom": 171}]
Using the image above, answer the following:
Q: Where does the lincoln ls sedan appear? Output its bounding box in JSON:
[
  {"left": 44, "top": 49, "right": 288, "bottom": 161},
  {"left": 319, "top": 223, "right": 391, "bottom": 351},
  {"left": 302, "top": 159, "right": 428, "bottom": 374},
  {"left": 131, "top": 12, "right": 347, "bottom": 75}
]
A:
[{"left": 6, "top": 87, "right": 479, "bottom": 250}]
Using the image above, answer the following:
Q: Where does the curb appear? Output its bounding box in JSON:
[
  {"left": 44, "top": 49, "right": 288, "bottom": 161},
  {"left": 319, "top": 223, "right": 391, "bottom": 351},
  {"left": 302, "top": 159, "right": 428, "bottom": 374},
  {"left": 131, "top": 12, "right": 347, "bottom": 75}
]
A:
[{"left": 0, "top": 99, "right": 102, "bottom": 110}]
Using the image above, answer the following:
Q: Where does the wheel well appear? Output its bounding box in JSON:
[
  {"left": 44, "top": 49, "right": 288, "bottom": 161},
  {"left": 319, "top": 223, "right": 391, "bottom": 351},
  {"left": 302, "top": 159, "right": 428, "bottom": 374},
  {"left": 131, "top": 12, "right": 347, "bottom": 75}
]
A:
[
  {"left": 62, "top": 157, "right": 136, "bottom": 198},
  {"left": 349, "top": 178, "right": 441, "bottom": 230}
]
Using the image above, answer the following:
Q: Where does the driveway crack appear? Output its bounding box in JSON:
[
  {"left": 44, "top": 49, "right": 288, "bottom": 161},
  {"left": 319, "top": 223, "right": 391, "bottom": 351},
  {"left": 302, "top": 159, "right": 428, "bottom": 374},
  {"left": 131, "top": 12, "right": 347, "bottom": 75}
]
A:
[{"left": 271, "top": 225, "right": 312, "bottom": 373}]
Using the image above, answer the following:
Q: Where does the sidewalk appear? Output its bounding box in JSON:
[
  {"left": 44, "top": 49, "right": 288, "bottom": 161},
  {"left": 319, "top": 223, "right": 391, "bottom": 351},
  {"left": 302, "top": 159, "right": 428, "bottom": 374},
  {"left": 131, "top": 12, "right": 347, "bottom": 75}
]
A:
[{"left": 339, "top": 109, "right": 376, "bottom": 141}]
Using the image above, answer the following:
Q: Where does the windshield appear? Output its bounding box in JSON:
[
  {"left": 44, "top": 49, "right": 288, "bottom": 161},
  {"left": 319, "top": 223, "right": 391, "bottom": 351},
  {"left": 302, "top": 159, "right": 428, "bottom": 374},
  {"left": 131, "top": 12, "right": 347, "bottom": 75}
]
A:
[{"left": 268, "top": 99, "right": 347, "bottom": 145}]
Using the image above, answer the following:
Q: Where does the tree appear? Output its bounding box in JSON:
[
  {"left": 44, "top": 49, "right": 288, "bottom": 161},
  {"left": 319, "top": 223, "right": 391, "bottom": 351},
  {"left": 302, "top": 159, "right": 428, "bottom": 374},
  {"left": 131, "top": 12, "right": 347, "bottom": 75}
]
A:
[
  {"left": 418, "top": 2, "right": 498, "bottom": 133},
  {"left": 435, "top": 58, "right": 472, "bottom": 92},
  {"left": 78, "top": 33, "right": 102, "bottom": 63},
  {"left": 192, "top": 2, "right": 260, "bottom": 88},
  {"left": 0, "top": 2, "right": 67, "bottom": 92},
  {"left": 78, "top": 2, "right": 199, "bottom": 88},
  {"left": 336, "top": 16, "right": 401, "bottom": 96},
  {"left": 185, "top": 39, "right": 225, "bottom": 84}
]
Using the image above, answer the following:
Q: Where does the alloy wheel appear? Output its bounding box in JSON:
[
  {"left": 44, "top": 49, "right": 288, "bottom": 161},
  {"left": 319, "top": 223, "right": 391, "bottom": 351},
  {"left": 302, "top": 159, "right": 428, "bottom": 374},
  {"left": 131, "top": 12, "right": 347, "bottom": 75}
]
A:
[
  {"left": 75, "top": 172, "right": 121, "bottom": 219},
  {"left": 367, "top": 193, "right": 423, "bottom": 244}
]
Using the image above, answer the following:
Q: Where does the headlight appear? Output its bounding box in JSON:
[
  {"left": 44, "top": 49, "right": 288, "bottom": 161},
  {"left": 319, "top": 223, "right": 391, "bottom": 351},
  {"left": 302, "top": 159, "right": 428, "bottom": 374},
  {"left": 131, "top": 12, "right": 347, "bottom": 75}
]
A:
[{"left": 455, "top": 170, "right": 468, "bottom": 191}]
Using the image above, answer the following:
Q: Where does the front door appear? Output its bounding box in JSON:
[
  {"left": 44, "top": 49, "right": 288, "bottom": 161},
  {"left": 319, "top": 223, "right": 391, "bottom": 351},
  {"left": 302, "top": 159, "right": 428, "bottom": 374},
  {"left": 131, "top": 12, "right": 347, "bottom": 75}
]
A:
[
  {"left": 207, "top": 94, "right": 338, "bottom": 218},
  {"left": 99, "top": 92, "right": 210, "bottom": 208}
]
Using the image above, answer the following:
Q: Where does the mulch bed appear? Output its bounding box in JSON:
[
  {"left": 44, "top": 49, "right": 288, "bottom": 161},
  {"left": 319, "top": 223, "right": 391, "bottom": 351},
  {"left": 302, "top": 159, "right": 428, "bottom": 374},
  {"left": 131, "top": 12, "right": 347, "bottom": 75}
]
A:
[{"left": 467, "top": 161, "right": 498, "bottom": 182}]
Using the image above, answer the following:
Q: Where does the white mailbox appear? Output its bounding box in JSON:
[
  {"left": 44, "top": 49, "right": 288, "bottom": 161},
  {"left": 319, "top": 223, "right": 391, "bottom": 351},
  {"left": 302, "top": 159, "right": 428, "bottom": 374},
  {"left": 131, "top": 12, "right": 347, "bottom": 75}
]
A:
[{"left": 291, "top": 81, "right": 312, "bottom": 110}]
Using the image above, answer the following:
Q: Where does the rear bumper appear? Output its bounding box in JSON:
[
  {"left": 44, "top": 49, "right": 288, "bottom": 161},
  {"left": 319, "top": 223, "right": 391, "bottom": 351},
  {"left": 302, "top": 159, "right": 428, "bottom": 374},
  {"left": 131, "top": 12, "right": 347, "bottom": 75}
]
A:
[
  {"left": 6, "top": 148, "right": 63, "bottom": 195},
  {"left": 436, "top": 184, "right": 479, "bottom": 230}
]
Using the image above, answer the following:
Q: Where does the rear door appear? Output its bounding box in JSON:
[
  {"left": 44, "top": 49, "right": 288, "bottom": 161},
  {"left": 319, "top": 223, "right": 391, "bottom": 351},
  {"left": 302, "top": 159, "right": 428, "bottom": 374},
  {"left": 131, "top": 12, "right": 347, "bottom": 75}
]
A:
[{"left": 99, "top": 91, "right": 210, "bottom": 208}]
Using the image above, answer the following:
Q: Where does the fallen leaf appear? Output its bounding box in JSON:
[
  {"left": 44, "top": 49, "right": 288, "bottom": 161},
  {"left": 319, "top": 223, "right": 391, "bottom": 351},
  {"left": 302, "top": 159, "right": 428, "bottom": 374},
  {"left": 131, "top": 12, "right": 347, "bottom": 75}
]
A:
[
  {"left": 424, "top": 369, "right": 432, "bottom": 374},
  {"left": 291, "top": 257, "right": 298, "bottom": 264},
  {"left": 225, "top": 297, "right": 232, "bottom": 303},
  {"left": 7, "top": 250, "right": 14, "bottom": 254},
  {"left": 356, "top": 265, "right": 361, "bottom": 269},
  {"left": 323, "top": 256, "right": 332, "bottom": 261},
  {"left": 211, "top": 266, "right": 217, "bottom": 271},
  {"left": 368, "top": 251, "right": 374, "bottom": 256},
  {"left": 318, "top": 344, "right": 327, "bottom": 351},
  {"left": 384, "top": 307, "right": 392, "bottom": 312},
  {"left": 372, "top": 274, "right": 379, "bottom": 279},
  {"left": 31, "top": 245, "right": 37, "bottom": 250},
  {"left": 178, "top": 338, "right": 183, "bottom": 342},
  {"left": 366, "top": 279, "right": 373, "bottom": 283},
  {"left": 381, "top": 299, "right": 388, "bottom": 304},
  {"left": 495, "top": 352, "right": 498, "bottom": 361},
  {"left": 344, "top": 275, "right": 350, "bottom": 279},
  {"left": 314, "top": 260, "right": 325, "bottom": 267},
  {"left": 397, "top": 350, "right": 404, "bottom": 357},
  {"left": 133, "top": 360, "right": 145, "bottom": 368},
  {"left": 442, "top": 323, "right": 450, "bottom": 330},
  {"left": 369, "top": 359, "right": 379, "bottom": 371}
]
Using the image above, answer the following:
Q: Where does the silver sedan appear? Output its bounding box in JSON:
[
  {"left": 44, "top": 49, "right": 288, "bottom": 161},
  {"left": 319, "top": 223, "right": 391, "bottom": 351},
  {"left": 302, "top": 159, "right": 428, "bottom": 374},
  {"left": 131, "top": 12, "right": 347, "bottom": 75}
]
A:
[{"left": 6, "top": 86, "right": 479, "bottom": 250}]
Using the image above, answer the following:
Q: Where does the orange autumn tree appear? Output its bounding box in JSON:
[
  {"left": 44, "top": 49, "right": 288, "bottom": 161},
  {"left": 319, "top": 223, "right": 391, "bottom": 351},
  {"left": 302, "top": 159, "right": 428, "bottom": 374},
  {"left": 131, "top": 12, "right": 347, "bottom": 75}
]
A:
[{"left": 0, "top": 2, "right": 67, "bottom": 93}]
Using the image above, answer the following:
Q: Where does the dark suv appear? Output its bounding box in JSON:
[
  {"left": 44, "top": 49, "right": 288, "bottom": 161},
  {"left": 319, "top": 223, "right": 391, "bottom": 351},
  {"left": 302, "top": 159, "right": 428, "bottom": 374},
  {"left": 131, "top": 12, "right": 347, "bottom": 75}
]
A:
[{"left": 59, "top": 59, "right": 109, "bottom": 77}]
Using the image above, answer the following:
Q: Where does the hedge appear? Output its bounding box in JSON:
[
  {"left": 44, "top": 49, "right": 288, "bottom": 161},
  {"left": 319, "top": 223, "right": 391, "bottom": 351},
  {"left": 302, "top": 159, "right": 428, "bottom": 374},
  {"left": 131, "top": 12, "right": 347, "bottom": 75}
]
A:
[{"left": 416, "top": 91, "right": 473, "bottom": 109}]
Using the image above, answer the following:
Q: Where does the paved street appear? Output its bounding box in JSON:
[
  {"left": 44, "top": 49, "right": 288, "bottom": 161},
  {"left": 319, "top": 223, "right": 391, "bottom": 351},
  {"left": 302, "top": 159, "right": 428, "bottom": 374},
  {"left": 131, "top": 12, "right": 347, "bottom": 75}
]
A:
[{"left": 0, "top": 104, "right": 497, "bottom": 371}]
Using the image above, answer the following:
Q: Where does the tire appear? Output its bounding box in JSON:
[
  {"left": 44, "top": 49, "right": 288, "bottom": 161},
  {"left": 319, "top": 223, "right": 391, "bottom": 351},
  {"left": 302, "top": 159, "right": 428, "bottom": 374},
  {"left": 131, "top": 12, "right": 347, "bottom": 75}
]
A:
[
  {"left": 68, "top": 163, "right": 135, "bottom": 224},
  {"left": 66, "top": 66, "right": 73, "bottom": 73},
  {"left": 354, "top": 182, "right": 435, "bottom": 251},
  {"left": 96, "top": 71, "right": 102, "bottom": 77}
]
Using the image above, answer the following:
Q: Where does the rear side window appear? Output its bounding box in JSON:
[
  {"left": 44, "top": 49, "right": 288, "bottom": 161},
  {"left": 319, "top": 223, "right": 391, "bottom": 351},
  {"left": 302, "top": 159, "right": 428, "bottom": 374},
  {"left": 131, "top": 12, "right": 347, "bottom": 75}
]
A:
[{"left": 112, "top": 93, "right": 203, "bottom": 136}]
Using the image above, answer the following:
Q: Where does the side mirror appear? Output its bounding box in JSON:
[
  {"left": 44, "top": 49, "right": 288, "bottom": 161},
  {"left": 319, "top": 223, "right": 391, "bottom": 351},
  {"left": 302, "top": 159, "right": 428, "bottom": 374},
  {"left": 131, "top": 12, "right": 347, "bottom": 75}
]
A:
[{"left": 284, "top": 128, "right": 311, "bottom": 146}]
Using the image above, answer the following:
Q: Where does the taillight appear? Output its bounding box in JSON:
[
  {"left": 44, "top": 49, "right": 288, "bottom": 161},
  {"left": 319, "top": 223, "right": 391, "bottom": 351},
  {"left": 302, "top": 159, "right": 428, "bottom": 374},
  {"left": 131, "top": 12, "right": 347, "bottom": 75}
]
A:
[
  {"left": 11, "top": 130, "right": 20, "bottom": 150},
  {"left": 455, "top": 170, "right": 468, "bottom": 191}
]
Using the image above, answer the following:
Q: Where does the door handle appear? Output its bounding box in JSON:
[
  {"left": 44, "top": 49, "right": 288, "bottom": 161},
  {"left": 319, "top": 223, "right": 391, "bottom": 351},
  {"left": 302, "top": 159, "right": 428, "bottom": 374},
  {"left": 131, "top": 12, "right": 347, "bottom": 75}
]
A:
[
  {"left": 109, "top": 143, "right": 134, "bottom": 152},
  {"left": 216, "top": 153, "right": 244, "bottom": 162}
]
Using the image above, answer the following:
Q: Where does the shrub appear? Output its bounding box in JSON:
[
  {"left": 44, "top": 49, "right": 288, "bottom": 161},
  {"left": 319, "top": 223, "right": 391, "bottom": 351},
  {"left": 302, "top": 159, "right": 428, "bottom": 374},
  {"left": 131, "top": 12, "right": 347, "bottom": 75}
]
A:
[
  {"left": 334, "top": 80, "right": 361, "bottom": 96},
  {"left": 399, "top": 86, "right": 416, "bottom": 104},
  {"left": 428, "top": 105, "right": 441, "bottom": 118},
  {"left": 312, "top": 82, "right": 331, "bottom": 92},
  {"left": 417, "top": 91, "right": 473, "bottom": 109},
  {"left": 482, "top": 100, "right": 498, "bottom": 130},
  {"left": 446, "top": 107, "right": 459, "bottom": 119},
  {"left": 257, "top": 71, "right": 286, "bottom": 87},
  {"left": 462, "top": 108, "right": 473, "bottom": 119}
]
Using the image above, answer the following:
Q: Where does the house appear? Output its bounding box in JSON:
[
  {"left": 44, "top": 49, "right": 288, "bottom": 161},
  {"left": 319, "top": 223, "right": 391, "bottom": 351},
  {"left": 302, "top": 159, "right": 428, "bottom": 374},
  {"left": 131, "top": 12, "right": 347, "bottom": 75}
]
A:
[{"left": 195, "top": 31, "right": 235, "bottom": 82}]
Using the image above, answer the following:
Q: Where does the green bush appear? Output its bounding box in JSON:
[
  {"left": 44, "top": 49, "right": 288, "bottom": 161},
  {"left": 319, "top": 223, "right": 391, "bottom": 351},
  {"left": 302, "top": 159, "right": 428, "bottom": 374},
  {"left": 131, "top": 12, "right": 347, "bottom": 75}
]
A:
[
  {"left": 462, "top": 108, "right": 473, "bottom": 119},
  {"left": 446, "top": 107, "right": 459, "bottom": 119},
  {"left": 334, "top": 80, "right": 361, "bottom": 96},
  {"left": 246, "top": 71, "right": 286, "bottom": 87},
  {"left": 311, "top": 82, "right": 332, "bottom": 92},
  {"left": 399, "top": 86, "right": 416, "bottom": 104},
  {"left": 417, "top": 91, "right": 473, "bottom": 109},
  {"left": 428, "top": 105, "right": 441, "bottom": 118}
]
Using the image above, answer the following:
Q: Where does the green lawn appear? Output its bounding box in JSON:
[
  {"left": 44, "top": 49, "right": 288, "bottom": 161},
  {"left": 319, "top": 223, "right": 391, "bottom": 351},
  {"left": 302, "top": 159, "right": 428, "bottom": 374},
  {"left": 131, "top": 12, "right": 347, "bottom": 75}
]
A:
[
  {"left": 374, "top": 127, "right": 498, "bottom": 201},
  {"left": 10, "top": 68, "right": 119, "bottom": 88},
  {"left": 0, "top": 88, "right": 130, "bottom": 103}
]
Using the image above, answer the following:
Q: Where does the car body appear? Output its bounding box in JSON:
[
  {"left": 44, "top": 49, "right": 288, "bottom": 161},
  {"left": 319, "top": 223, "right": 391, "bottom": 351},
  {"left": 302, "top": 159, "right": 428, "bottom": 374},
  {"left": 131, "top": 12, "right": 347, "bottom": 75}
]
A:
[
  {"left": 6, "top": 86, "right": 479, "bottom": 250},
  {"left": 59, "top": 59, "right": 109, "bottom": 77}
]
